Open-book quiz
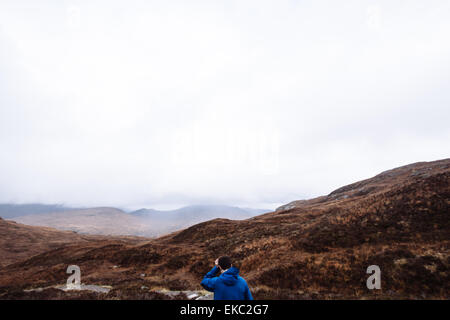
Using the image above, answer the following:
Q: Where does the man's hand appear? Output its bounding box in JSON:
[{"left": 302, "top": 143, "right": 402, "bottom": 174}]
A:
[{"left": 215, "top": 258, "right": 219, "bottom": 267}]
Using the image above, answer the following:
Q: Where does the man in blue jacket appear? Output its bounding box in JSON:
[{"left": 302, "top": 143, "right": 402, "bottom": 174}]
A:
[{"left": 201, "top": 256, "right": 253, "bottom": 300}]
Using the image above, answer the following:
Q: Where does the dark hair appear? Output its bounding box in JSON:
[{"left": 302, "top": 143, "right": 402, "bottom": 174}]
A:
[{"left": 218, "top": 256, "right": 232, "bottom": 270}]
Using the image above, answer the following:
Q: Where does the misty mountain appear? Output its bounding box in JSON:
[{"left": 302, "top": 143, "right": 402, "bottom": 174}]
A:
[
  {"left": 8, "top": 204, "right": 269, "bottom": 237},
  {"left": 2, "top": 159, "right": 448, "bottom": 299},
  {"left": 0, "top": 204, "right": 79, "bottom": 219},
  {"left": 129, "top": 205, "right": 268, "bottom": 221},
  {"left": 13, "top": 207, "right": 152, "bottom": 237}
]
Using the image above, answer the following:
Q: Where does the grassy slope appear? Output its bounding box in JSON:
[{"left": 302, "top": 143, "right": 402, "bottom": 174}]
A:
[{"left": 0, "top": 159, "right": 448, "bottom": 299}]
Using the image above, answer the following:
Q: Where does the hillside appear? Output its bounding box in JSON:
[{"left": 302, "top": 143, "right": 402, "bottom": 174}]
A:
[
  {"left": 12, "top": 205, "right": 267, "bottom": 237},
  {"left": 0, "top": 217, "right": 145, "bottom": 267},
  {"left": 0, "top": 159, "right": 448, "bottom": 299},
  {"left": 14, "top": 207, "right": 152, "bottom": 237},
  {"left": 129, "top": 205, "right": 268, "bottom": 233}
]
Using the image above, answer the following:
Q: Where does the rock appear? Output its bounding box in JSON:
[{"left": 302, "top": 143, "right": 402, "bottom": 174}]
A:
[
  {"left": 196, "top": 293, "right": 214, "bottom": 300},
  {"left": 25, "top": 284, "right": 112, "bottom": 294}
]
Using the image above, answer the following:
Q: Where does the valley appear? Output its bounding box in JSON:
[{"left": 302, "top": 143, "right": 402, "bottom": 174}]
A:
[{"left": 0, "top": 159, "right": 448, "bottom": 299}]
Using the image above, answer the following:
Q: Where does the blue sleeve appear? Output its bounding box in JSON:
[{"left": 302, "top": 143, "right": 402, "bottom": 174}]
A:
[
  {"left": 244, "top": 281, "right": 253, "bottom": 300},
  {"left": 201, "top": 266, "right": 219, "bottom": 292}
]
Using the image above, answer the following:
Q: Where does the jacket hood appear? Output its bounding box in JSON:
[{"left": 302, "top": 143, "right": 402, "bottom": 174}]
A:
[{"left": 220, "top": 266, "right": 240, "bottom": 286}]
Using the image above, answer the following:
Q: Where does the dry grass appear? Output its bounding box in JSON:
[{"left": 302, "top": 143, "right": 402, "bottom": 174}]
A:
[{"left": 0, "top": 159, "right": 449, "bottom": 299}]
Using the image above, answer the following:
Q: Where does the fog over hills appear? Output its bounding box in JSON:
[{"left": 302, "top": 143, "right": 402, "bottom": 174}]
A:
[
  {"left": 0, "top": 216, "right": 144, "bottom": 267},
  {"left": 0, "top": 204, "right": 79, "bottom": 219},
  {"left": 0, "top": 0, "right": 449, "bottom": 302},
  {"left": 0, "top": 159, "right": 447, "bottom": 299},
  {"left": 130, "top": 205, "right": 267, "bottom": 220},
  {"left": 3, "top": 204, "right": 269, "bottom": 237}
]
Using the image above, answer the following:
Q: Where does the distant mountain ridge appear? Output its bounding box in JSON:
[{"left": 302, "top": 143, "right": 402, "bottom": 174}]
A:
[
  {"left": 4, "top": 204, "right": 269, "bottom": 237},
  {"left": 0, "top": 216, "right": 145, "bottom": 267},
  {"left": 0, "top": 204, "right": 79, "bottom": 219},
  {"left": 130, "top": 205, "right": 268, "bottom": 219},
  {"left": 0, "top": 158, "right": 448, "bottom": 299}
]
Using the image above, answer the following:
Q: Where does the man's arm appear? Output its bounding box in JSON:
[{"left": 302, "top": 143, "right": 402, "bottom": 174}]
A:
[
  {"left": 244, "top": 281, "right": 253, "bottom": 300},
  {"left": 200, "top": 266, "right": 220, "bottom": 292}
]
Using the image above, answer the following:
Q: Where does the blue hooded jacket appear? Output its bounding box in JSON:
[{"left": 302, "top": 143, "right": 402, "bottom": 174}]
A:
[{"left": 201, "top": 266, "right": 253, "bottom": 300}]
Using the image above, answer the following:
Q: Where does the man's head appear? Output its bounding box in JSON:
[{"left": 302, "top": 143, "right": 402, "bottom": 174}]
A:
[{"left": 217, "top": 256, "right": 232, "bottom": 271}]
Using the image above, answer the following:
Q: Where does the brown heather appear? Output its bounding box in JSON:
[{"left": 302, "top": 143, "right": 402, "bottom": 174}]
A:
[{"left": 0, "top": 159, "right": 448, "bottom": 299}]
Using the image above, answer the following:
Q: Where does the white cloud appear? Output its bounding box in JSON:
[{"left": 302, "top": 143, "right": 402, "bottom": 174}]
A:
[{"left": 0, "top": 0, "right": 449, "bottom": 209}]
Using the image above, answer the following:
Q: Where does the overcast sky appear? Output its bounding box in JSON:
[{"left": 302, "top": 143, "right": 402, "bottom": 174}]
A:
[{"left": 0, "top": 0, "right": 449, "bottom": 210}]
